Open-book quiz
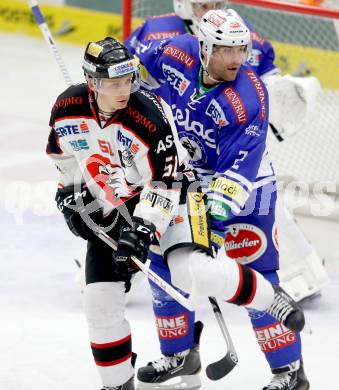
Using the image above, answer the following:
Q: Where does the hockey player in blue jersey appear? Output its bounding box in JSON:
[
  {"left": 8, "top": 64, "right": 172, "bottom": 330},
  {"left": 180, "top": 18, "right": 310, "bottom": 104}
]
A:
[{"left": 133, "top": 8, "right": 310, "bottom": 390}]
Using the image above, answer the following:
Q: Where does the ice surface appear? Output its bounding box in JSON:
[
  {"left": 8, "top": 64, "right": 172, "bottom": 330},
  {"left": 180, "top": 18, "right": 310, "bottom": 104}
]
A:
[{"left": 1, "top": 33, "right": 338, "bottom": 390}]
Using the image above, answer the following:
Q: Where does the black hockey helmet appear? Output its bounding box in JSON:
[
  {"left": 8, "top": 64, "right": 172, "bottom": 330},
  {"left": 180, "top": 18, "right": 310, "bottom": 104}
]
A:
[{"left": 82, "top": 37, "right": 140, "bottom": 96}]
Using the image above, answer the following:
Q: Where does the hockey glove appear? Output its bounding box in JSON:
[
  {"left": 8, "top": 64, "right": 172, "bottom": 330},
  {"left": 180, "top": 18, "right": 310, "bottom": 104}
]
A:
[
  {"left": 114, "top": 216, "right": 156, "bottom": 276},
  {"left": 56, "top": 184, "right": 103, "bottom": 240}
]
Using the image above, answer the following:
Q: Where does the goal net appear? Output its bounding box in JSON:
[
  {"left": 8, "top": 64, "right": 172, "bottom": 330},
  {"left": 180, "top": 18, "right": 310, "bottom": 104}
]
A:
[{"left": 124, "top": 0, "right": 339, "bottom": 200}]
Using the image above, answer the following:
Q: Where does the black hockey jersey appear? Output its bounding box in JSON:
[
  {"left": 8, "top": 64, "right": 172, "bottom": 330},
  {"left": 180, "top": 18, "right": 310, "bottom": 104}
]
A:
[{"left": 47, "top": 84, "right": 189, "bottom": 237}]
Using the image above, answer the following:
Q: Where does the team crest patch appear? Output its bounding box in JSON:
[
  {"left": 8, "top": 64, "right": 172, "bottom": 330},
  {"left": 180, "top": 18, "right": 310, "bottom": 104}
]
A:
[
  {"left": 179, "top": 133, "right": 207, "bottom": 167},
  {"left": 225, "top": 223, "right": 267, "bottom": 264},
  {"left": 86, "top": 154, "right": 136, "bottom": 206}
]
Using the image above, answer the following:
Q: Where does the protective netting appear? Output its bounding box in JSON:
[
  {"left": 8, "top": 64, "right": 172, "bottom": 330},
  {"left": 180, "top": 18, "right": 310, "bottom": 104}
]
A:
[{"left": 129, "top": 0, "right": 339, "bottom": 187}]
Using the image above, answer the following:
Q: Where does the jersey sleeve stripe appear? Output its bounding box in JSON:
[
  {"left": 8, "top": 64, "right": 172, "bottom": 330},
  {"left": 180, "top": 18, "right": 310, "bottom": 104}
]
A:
[{"left": 223, "top": 169, "right": 253, "bottom": 191}]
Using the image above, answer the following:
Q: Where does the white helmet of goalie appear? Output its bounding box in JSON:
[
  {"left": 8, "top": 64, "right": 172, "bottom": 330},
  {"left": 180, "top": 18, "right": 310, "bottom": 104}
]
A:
[
  {"left": 173, "top": 0, "right": 227, "bottom": 22},
  {"left": 197, "top": 8, "right": 251, "bottom": 67}
]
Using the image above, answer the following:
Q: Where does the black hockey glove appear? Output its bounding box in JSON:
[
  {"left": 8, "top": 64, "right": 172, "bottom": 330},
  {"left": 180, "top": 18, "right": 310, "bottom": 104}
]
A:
[
  {"left": 56, "top": 184, "right": 103, "bottom": 240},
  {"left": 114, "top": 217, "right": 156, "bottom": 276}
]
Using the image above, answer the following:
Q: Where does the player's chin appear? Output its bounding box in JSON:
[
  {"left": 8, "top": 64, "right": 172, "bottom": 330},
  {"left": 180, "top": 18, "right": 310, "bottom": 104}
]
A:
[
  {"left": 223, "top": 70, "right": 239, "bottom": 81},
  {"left": 114, "top": 98, "right": 129, "bottom": 108}
]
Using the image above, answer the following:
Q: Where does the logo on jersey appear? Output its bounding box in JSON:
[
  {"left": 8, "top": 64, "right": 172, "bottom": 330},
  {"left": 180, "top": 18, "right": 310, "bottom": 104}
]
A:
[
  {"left": 69, "top": 139, "right": 89, "bottom": 151},
  {"left": 86, "top": 154, "right": 136, "bottom": 206},
  {"left": 141, "top": 190, "right": 175, "bottom": 215},
  {"left": 145, "top": 31, "right": 181, "bottom": 40},
  {"left": 225, "top": 223, "right": 267, "bottom": 264},
  {"left": 56, "top": 124, "right": 82, "bottom": 137},
  {"left": 163, "top": 45, "right": 196, "bottom": 69},
  {"left": 156, "top": 135, "right": 174, "bottom": 154},
  {"left": 255, "top": 322, "right": 296, "bottom": 352},
  {"left": 245, "top": 124, "right": 261, "bottom": 137},
  {"left": 119, "top": 149, "right": 132, "bottom": 167},
  {"left": 117, "top": 130, "right": 140, "bottom": 167},
  {"left": 117, "top": 129, "right": 133, "bottom": 148},
  {"left": 172, "top": 104, "right": 216, "bottom": 149},
  {"left": 162, "top": 64, "right": 190, "bottom": 96},
  {"left": 80, "top": 121, "right": 89, "bottom": 133},
  {"left": 179, "top": 133, "right": 207, "bottom": 167},
  {"left": 248, "top": 48, "right": 262, "bottom": 67},
  {"left": 206, "top": 99, "right": 229, "bottom": 128},
  {"left": 156, "top": 313, "right": 189, "bottom": 339},
  {"left": 53, "top": 96, "right": 82, "bottom": 110},
  {"left": 124, "top": 106, "right": 157, "bottom": 132},
  {"left": 224, "top": 87, "right": 247, "bottom": 124},
  {"left": 246, "top": 70, "right": 266, "bottom": 120},
  {"left": 210, "top": 177, "right": 248, "bottom": 206}
]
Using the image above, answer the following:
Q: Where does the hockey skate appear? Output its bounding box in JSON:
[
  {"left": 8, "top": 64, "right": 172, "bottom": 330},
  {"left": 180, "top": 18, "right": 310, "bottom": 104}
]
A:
[
  {"left": 267, "top": 286, "right": 305, "bottom": 333},
  {"left": 137, "top": 322, "right": 203, "bottom": 390},
  {"left": 101, "top": 375, "right": 134, "bottom": 390},
  {"left": 263, "top": 359, "right": 310, "bottom": 390}
]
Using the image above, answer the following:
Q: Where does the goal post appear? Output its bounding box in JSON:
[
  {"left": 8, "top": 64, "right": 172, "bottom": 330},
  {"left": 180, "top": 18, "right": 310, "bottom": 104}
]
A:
[{"left": 122, "top": 0, "right": 133, "bottom": 42}]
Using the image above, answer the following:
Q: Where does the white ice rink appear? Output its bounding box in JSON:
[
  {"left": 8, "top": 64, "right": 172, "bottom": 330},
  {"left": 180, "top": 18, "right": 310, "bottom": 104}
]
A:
[{"left": 1, "top": 32, "right": 339, "bottom": 390}]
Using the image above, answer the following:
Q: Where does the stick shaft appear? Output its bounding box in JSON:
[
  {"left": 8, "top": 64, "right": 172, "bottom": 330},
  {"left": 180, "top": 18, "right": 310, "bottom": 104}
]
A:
[
  {"left": 27, "top": 0, "right": 73, "bottom": 86},
  {"left": 97, "top": 230, "right": 195, "bottom": 311}
]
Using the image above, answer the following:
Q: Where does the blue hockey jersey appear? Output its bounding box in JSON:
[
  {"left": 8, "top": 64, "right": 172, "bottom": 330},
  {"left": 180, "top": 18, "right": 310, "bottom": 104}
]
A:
[
  {"left": 126, "top": 13, "right": 190, "bottom": 54},
  {"left": 125, "top": 13, "right": 277, "bottom": 78},
  {"left": 136, "top": 34, "right": 276, "bottom": 230}
]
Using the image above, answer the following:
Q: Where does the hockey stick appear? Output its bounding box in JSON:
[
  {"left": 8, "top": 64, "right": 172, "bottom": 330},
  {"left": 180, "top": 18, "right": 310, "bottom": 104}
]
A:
[
  {"left": 27, "top": 0, "right": 73, "bottom": 86},
  {"left": 206, "top": 296, "right": 238, "bottom": 380},
  {"left": 96, "top": 229, "right": 195, "bottom": 311},
  {"left": 98, "top": 229, "right": 239, "bottom": 377},
  {"left": 99, "top": 229, "right": 237, "bottom": 376}
]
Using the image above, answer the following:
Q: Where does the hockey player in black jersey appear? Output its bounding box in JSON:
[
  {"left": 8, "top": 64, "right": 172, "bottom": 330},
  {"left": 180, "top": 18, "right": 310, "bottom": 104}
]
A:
[{"left": 47, "top": 37, "right": 305, "bottom": 390}]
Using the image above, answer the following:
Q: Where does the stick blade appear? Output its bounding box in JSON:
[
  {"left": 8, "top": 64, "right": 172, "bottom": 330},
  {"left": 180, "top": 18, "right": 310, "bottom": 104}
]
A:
[{"left": 206, "top": 352, "right": 238, "bottom": 380}]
